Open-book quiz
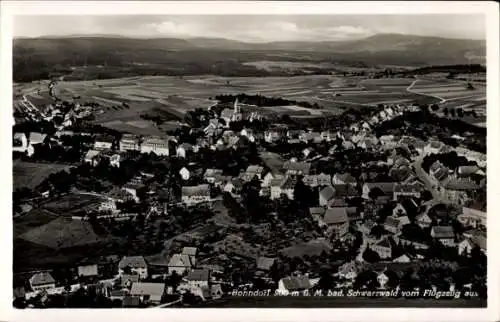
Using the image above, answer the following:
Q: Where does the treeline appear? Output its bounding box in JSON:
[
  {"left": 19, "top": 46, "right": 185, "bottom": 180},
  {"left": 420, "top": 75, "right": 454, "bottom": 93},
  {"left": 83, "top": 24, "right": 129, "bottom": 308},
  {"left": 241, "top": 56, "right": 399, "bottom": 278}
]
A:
[
  {"left": 214, "top": 94, "right": 323, "bottom": 110},
  {"left": 406, "top": 64, "right": 486, "bottom": 75}
]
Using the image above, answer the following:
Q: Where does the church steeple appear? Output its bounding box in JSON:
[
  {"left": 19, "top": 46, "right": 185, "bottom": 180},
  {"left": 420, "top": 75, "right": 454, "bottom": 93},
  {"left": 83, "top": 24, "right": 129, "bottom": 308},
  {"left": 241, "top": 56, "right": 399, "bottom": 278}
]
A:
[{"left": 233, "top": 98, "right": 239, "bottom": 114}]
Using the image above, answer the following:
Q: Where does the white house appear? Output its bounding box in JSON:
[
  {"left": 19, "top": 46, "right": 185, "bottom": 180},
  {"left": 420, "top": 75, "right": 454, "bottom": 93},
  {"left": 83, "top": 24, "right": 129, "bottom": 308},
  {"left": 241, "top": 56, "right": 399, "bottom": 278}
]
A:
[
  {"left": 120, "top": 135, "right": 140, "bottom": 152},
  {"left": 168, "top": 254, "right": 194, "bottom": 275},
  {"left": 186, "top": 269, "right": 210, "bottom": 289},
  {"left": 13, "top": 132, "right": 32, "bottom": 155},
  {"left": 377, "top": 272, "right": 389, "bottom": 289},
  {"left": 110, "top": 154, "right": 121, "bottom": 168},
  {"left": 94, "top": 136, "right": 114, "bottom": 150},
  {"left": 182, "top": 184, "right": 211, "bottom": 205},
  {"left": 29, "top": 272, "right": 56, "bottom": 291},
  {"left": 458, "top": 238, "right": 475, "bottom": 256},
  {"left": 176, "top": 143, "right": 193, "bottom": 158},
  {"left": 118, "top": 256, "right": 148, "bottom": 279},
  {"left": 179, "top": 167, "right": 190, "bottom": 181},
  {"left": 140, "top": 136, "right": 169, "bottom": 156},
  {"left": 84, "top": 149, "right": 101, "bottom": 167}
]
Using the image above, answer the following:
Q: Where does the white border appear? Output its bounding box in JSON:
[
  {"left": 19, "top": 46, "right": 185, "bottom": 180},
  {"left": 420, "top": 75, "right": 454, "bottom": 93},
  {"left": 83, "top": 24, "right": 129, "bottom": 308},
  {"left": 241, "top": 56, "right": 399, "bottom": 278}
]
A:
[{"left": 1, "top": 2, "right": 499, "bottom": 322}]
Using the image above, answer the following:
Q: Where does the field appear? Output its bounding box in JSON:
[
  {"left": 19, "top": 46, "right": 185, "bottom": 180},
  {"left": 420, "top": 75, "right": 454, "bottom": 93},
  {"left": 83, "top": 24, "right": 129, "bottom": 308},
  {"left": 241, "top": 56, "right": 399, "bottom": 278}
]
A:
[
  {"left": 407, "top": 78, "right": 486, "bottom": 127},
  {"left": 42, "top": 193, "right": 106, "bottom": 214},
  {"left": 19, "top": 216, "right": 104, "bottom": 249},
  {"left": 13, "top": 161, "right": 72, "bottom": 190},
  {"left": 17, "top": 75, "right": 446, "bottom": 128}
]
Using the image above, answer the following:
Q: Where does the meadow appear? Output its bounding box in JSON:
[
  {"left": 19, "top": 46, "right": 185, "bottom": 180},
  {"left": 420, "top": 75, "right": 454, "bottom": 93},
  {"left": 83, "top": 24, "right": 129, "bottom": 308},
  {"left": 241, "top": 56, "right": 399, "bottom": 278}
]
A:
[{"left": 13, "top": 161, "right": 72, "bottom": 190}]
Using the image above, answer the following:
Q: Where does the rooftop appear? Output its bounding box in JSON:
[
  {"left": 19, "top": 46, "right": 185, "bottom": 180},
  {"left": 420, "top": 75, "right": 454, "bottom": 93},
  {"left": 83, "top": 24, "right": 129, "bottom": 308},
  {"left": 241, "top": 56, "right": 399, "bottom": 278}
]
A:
[
  {"left": 324, "top": 207, "right": 349, "bottom": 225},
  {"left": 30, "top": 272, "right": 55, "bottom": 286},
  {"left": 130, "top": 282, "right": 165, "bottom": 297},
  {"left": 186, "top": 268, "right": 210, "bottom": 282},
  {"left": 118, "top": 256, "right": 147, "bottom": 269}
]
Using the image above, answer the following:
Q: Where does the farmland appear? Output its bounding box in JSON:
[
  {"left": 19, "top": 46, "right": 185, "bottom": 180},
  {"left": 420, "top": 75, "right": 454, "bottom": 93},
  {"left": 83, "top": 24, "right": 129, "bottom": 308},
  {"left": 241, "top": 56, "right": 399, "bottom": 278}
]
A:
[
  {"left": 13, "top": 161, "right": 72, "bottom": 190},
  {"left": 42, "top": 193, "right": 106, "bottom": 215}
]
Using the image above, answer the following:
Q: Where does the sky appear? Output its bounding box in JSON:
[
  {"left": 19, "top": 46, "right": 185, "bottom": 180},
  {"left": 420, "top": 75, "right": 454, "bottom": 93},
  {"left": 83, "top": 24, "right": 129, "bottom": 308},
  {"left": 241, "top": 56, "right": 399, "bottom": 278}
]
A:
[{"left": 13, "top": 15, "right": 486, "bottom": 42}]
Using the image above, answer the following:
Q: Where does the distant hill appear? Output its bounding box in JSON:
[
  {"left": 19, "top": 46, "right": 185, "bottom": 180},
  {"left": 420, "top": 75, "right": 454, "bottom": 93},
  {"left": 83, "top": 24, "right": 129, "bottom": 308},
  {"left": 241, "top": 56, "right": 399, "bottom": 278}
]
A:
[{"left": 13, "top": 33, "right": 486, "bottom": 82}]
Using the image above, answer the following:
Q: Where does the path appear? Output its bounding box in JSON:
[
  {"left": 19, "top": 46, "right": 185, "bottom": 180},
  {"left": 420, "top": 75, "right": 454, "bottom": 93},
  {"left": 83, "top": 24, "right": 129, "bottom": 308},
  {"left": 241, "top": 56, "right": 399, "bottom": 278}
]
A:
[{"left": 406, "top": 79, "right": 447, "bottom": 104}]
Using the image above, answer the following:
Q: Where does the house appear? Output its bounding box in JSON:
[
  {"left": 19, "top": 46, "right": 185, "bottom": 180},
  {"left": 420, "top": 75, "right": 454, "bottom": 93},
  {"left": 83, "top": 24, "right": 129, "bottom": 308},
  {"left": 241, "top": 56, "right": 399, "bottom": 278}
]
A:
[
  {"left": 122, "top": 296, "right": 141, "bottom": 308},
  {"left": 392, "top": 203, "right": 407, "bottom": 217},
  {"left": 77, "top": 264, "right": 99, "bottom": 278},
  {"left": 109, "top": 154, "right": 121, "bottom": 167},
  {"left": 204, "top": 169, "right": 224, "bottom": 184},
  {"left": 424, "top": 140, "right": 446, "bottom": 155},
  {"left": 29, "top": 132, "right": 48, "bottom": 145},
  {"left": 118, "top": 256, "right": 148, "bottom": 279},
  {"left": 384, "top": 216, "right": 402, "bottom": 235},
  {"left": 130, "top": 282, "right": 165, "bottom": 304},
  {"left": 245, "top": 165, "right": 264, "bottom": 180},
  {"left": 120, "top": 274, "right": 140, "bottom": 288},
  {"left": 319, "top": 186, "right": 335, "bottom": 207},
  {"left": 256, "top": 257, "right": 276, "bottom": 272},
  {"left": 338, "top": 261, "right": 359, "bottom": 280},
  {"left": 377, "top": 271, "right": 389, "bottom": 289},
  {"left": 393, "top": 183, "right": 423, "bottom": 200},
  {"left": 332, "top": 173, "right": 357, "bottom": 186},
  {"left": 457, "top": 206, "right": 486, "bottom": 228},
  {"left": 429, "top": 161, "right": 450, "bottom": 182},
  {"left": 186, "top": 269, "right": 211, "bottom": 288},
  {"left": 13, "top": 287, "right": 26, "bottom": 300},
  {"left": 372, "top": 238, "right": 394, "bottom": 259},
  {"left": 457, "top": 238, "right": 475, "bottom": 256},
  {"left": 362, "top": 182, "right": 395, "bottom": 200},
  {"left": 277, "top": 275, "right": 312, "bottom": 295},
  {"left": 182, "top": 184, "right": 211, "bottom": 205},
  {"left": 430, "top": 226, "right": 455, "bottom": 246},
  {"left": 84, "top": 149, "right": 101, "bottom": 166},
  {"left": 261, "top": 172, "right": 276, "bottom": 187},
  {"left": 182, "top": 247, "right": 197, "bottom": 267},
  {"left": 240, "top": 128, "right": 255, "bottom": 142},
  {"left": 13, "top": 132, "right": 33, "bottom": 156},
  {"left": 309, "top": 207, "right": 327, "bottom": 225},
  {"left": 94, "top": 135, "right": 114, "bottom": 150},
  {"left": 358, "top": 137, "right": 378, "bottom": 150},
  {"left": 168, "top": 254, "right": 194, "bottom": 275},
  {"left": 438, "top": 178, "right": 479, "bottom": 205},
  {"left": 393, "top": 254, "right": 413, "bottom": 263},
  {"left": 323, "top": 207, "right": 350, "bottom": 239},
  {"left": 270, "top": 176, "right": 295, "bottom": 200},
  {"left": 416, "top": 213, "right": 432, "bottom": 229},
  {"left": 29, "top": 272, "right": 56, "bottom": 291},
  {"left": 179, "top": 167, "right": 190, "bottom": 181},
  {"left": 119, "top": 134, "right": 140, "bottom": 152},
  {"left": 122, "top": 183, "right": 144, "bottom": 202},
  {"left": 140, "top": 136, "right": 169, "bottom": 156},
  {"left": 399, "top": 136, "right": 426, "bottom": 156},
  {"left": 332, "top": 184, "right": 359, "bottom": 200},
  {"left": 176, "top": 143, "right": 193, "bottom": 158},
  {"left": 224, "top": 178, "right": 244, "bottom": 196},
  {"left": 264, "top": 130, "right": 282, "bottom": 143},
  {"left": 282, "top": 161, "right": 311, "bottom": 175}
]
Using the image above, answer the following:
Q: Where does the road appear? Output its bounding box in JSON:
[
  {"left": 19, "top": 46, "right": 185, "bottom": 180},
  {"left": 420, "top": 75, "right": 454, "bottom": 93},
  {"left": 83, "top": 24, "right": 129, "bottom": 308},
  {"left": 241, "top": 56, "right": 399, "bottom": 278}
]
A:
[{"left": 406, "top": 79, "right": 447, "bottom": 104}]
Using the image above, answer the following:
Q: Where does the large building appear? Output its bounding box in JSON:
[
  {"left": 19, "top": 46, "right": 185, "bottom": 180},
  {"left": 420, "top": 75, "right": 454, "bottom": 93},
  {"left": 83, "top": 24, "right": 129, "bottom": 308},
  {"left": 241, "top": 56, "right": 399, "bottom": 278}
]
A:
[
  {"left": 140, "top": 136, "right": 169, "bottom": 156},
  {"left": 120, "top": 134, "right": 140, "bottom": 152}
]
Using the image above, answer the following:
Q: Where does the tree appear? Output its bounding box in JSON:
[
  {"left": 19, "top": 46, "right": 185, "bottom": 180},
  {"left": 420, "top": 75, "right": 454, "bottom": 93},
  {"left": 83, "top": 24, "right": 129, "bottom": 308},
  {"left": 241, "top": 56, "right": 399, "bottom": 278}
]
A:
[
  {"left": 456, "top": 108, "right": 464, "bottom": 118},
  {"left": 354, "top": 270, "right": 379, "bottom": 290},
  {"left": 430, "top": 104, "right": 439, "bottom": 112},
  {"left": 317, "top": 270, "right": 336, "bottom": 291},
  {"left": 443, "top": 108, "right": 449, "bottom": 116},
  {"left": 450, "top": 108, "right": 456, "bottom": 117},
  {"left": 362, "top": 247, "right": 381, "bottom": 263}
]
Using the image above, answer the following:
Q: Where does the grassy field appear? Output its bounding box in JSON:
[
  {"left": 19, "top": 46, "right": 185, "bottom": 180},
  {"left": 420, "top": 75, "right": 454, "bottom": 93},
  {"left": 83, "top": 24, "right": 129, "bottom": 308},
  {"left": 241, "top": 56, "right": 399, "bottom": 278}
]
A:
[
  {"left": 19, "top": 216, "right": 104, "bottom": 249},
  {"left": 42, "top": 193, "right": 105, "bottom": 215},
  {"left": 13, "top": 161, "right": 72, "bottom": 190},
  {"left": 193, "top": 295, "right": 486, "bottom": 308}
]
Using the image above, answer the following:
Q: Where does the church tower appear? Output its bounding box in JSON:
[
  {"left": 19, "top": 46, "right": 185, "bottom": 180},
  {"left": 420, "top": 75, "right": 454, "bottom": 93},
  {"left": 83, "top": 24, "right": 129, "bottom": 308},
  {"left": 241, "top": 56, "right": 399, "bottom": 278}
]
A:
[{"left": 233, "top": 98, "right": 240, "bottom": 114}]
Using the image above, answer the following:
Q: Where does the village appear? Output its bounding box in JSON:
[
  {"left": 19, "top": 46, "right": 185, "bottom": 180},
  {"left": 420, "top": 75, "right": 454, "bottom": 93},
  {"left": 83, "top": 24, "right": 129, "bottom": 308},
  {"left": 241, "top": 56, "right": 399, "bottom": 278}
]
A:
[{"left": 12, "top": 93, "right": 487, "bottom": 308}]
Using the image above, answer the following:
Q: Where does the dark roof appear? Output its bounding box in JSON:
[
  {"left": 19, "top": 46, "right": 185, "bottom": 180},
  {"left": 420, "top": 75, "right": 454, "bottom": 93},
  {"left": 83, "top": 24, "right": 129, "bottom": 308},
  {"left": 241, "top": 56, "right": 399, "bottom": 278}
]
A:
[
  {"left": 118, "top": 256, "right": 147, "bottom": 269},
  {"left": 384, "top": 216, "right": 400, "bottom": 228},
  {"left": 365, "top": 182, "right": 395, "bottom": 195},
  {"left": 256, "top": 257, "right": 276, "bottom": 271},
  {"left": 182, "top": 184, "right": 210, "bottom": 196},
  {"left": 458, "top": 165, "right": 480, "bottom": 176},
  {"left": 121, "top": 274, "right": 140, "bottom": 287},
  {"left": 280, "top": 275, "right": 311, "bottom": 291},
  {"left": 130, "top": 282, "right": 165, "bottom": 297},
  {"left": 186, "top": 268, "right": 210, "bottom": 282},
  {"left": 309, "top": 207, "right": 326, "bottom": 216},
  {"left": 168, "top": 254, "right": 193, "bottom": 268},
  {"left": 376, "top": 238, "right": 393, "bottom": 249},
  {"left": 334, "top": 173, "right": 356, "bottom": 184},
  {"left": 122, "top": 296, "right": 141, "bottom": 307},
  {"left": 77, "top": 264, "right": 99, "bottom": 277},
  {"left": 432, "top": 226, "right": 454, "bottom": 239},
  {"left": 13, "top": 287, "right": 26, "bottom": 299},
  {"left": 324, "top": 207, "right": 349, "bottom": 225},
  {"left": 319, "top": 186, "right": 335, "bottom": 202},
  {"left": 283, "top": 161, "right": 311, "bottom": 173},
  {"left": 433, "top": 168, "right": 450, "bottom": 181},
  {"left": 333, "top": 184, "right": 359, "bottom": 197},
  {"left": 394, "top": 183, "right": 423, "bottom": 194}
]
